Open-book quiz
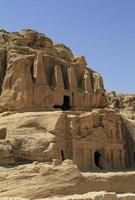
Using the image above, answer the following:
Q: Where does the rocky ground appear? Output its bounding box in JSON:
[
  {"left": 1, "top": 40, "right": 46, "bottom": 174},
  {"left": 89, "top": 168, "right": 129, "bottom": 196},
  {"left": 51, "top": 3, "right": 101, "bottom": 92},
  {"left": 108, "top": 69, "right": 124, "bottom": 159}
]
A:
[
  {"left": 0, "top": 160, "right": 135, "bottom": 199},
  {"left": 0, "top": 192, "right": 135, "bottom": 200},
  {"left": 0, "top": 109, "right": 134, "bottom": 199}
]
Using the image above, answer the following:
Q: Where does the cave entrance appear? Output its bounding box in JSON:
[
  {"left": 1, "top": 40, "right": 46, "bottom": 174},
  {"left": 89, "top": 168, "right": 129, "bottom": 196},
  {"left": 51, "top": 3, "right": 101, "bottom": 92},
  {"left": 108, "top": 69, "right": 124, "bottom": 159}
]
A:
[
  {"left": 94, "top": 151, "right": 103, "bottom": 169},
  {"left": 53, "top": 96, "right": 71, "bottom": 110},
  {"left": 60, "top": 150, "right": 65, "bottom": 161},
  {"left": 62, "top": 96, "right": 70, "bottom": 110}
]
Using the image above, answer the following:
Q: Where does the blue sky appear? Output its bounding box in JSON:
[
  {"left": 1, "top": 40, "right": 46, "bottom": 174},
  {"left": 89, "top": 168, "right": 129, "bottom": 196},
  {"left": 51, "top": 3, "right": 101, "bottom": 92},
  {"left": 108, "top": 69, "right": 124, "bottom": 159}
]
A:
[{"left": 0, "top": 0, "right": 135, "bottom": 93}]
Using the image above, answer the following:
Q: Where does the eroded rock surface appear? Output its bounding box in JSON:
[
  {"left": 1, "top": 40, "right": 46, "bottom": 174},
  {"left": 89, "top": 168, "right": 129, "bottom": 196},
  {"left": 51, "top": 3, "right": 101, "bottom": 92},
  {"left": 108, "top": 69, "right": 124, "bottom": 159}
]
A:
[
  {"left": 0, "top": 110, "right": 134, "bottom": 169},
  {"left": 0, "top": 29, "right": 107, "bottom": 112},
  {"left": 41, "top": 192, "right": 135, "bottom": 200},
  {"left": 0, "top": 29, "right": 134, "bottom": 199},
  {"left": 0, "top": 160, "right": 85, "bottom": 199},
  {"left": 0, "top": 161, "right": 135, "bottom": 199},
  {"left": 1, "top": 193, "right": 135, "bottom": 200},
  {"left": 107, "top": 92, "right": 135, "bottom": 119}
]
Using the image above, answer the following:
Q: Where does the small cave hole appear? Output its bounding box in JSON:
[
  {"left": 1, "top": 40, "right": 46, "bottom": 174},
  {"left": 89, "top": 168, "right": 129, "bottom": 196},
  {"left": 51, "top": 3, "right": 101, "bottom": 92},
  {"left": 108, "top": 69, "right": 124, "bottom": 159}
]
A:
[
  {"left": 62, "top": 96, "right": 70, "bottom": 110},
  {"left": 60, "top": 150, "right": 65, "bottom": 161},
  {"left": 94, "top": 151, "right": 103, "bottom": 169}
]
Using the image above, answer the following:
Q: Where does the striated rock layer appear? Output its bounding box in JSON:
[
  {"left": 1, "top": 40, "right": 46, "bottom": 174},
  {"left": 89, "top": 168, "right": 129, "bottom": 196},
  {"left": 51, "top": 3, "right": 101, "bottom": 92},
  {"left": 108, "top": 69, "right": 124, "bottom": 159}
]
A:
[{"left": 0, "top": 29, "right": 107, "bottom": 112}]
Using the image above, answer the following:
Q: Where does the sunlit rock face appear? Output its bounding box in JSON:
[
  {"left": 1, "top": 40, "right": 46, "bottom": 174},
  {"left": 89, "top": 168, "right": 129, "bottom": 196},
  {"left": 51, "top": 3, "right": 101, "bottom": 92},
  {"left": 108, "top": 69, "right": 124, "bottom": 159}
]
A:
[
  {"left": 0, "top": 29, "right": 107, "bottom": 112},
  {"left": 0, "top": 109, "right": 134, "bottom": 170},
  {"left": 107, "top": 91, "right": 135, "bottom": 119},
  {"left": 0, "top": 29, "right": 135, "bottom": 200},
  {"left": 0, "top": 29, "right": 134, "bottom": 170}
]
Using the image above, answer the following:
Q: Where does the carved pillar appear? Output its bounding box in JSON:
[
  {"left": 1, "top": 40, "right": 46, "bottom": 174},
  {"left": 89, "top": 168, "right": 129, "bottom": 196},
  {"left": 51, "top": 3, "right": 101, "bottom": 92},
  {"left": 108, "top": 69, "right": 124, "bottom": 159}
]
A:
[
  {"left": 84, "top": 148, "right": 89, "bottom": 170},
  {"left": 106, "top": 149, "right": 112, "bottom": 166},
  {"left": 113, "top": 150, "right": 117, "bottom": 168},
  {"left": 114, "top": 150, "right": 118, "bottom": 168},
  {"left": 121, "top": 150, "right": 125, "bottom": 168},
  {"left": 33, "top": 54, "right": 51, "bottom": 106},
  {"left": 92, "top": 150, "right": 95, "bottom": 168},
  {"left": 105, "top": 149, "right": 109, "bottom": 161},
  {"left": 73, "top": 144, "right": 77, "bottom": 163},
  {"left": 54, "top": 65, "right": 64, "bottom": 89},
  {"left": 34, "top": 53, "right": 48, "bottom": 85},
  {"left": 93, "top": 72, "right": 104, "bottom": 93},
  {"left": 118, "top": 123, "right": 122, "bottom": 140},
  {"left": 112, "top": 130, "right": 116, "bottom": 139},
  {"left": 84, "top": 69, "right": 93, "bottom": 93},
  {"left": 79, "top": 149, "right": 84, "bottom": 170},
  {"left": 105, "top": 149, "right": 109, "bottom": 163},
  {"left": 67, "top": 67, "right": 77, "bottom": 91},
  {"left": 111, "top": 149, "right": 114, "bottom": 167},
  {"left": 73, "top": 144, "right": 81, "bottom": 168},
  {"left": 73, "top": 147, "right": 84, "bottom": 170},
  {"left": 117, "top": 149, "right": 122, "bottom": 168},
  {"left": 89, "top": 149, "right": 93, "bottom": 168},
  {"left": 105, "top": 150, "right": 108, "bottom": 160}
]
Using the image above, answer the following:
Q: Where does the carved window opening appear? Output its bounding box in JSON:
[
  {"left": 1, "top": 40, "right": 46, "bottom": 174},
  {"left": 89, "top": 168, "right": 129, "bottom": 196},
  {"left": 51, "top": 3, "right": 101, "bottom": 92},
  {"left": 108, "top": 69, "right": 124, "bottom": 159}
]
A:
[
  {"left": 60, "top": 150, "right": 65, "bottom": 161},
  {"left": 94, "top": 151, "right": 103, "bottom": 169}
]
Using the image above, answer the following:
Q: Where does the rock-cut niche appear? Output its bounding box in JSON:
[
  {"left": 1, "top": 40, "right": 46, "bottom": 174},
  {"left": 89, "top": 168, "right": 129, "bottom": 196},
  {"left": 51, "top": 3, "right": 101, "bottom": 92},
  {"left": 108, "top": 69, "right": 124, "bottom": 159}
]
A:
[
  {"left": 94, "top": 151, "right": 103, "bottom": 169},
  {"left": 54, "top": 95, "right": 71, "bottom": 110}
]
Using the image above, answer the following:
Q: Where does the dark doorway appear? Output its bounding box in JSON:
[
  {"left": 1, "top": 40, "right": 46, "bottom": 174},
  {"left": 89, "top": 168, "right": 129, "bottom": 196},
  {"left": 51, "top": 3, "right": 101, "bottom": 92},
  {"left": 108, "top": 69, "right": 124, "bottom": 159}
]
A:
[
  {"left": 62, "top": 96, "right": 70, "bottom": 110},
  {"left": 94, "top": 151, "right": 103, "bottom": 169},
  {"left": 60, "top": 150, "right": 65, "bottom": 161},
  {"left": 53, "top": 96, "right": 71, "bottom": 110},
  {"left": 134, "top": 152, "right": 135, "bottom": 162}
]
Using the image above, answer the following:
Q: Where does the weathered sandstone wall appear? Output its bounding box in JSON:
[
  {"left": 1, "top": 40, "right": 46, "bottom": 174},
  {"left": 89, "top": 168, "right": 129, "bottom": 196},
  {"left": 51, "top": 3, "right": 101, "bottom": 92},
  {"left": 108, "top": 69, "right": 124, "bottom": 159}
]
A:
[
  {"left": 0, "top": 29, "right": 107, "bottom": 112},
  {"left": 0, "top": 29, "right": 135, "bottom": 200},
  {"left": 0, "top": 110, "right": 134, "bottom": 169}
]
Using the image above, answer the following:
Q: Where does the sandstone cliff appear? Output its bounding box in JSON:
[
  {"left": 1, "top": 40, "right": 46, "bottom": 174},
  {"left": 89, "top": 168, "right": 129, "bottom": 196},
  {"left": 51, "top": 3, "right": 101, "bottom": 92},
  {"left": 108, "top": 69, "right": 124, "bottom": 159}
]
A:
[
  {"left": 0, "top": 29, "right": 107, "bottom": 112},
  {"left": 0, "top": 29, "right": 134, "bottom": 199}
]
